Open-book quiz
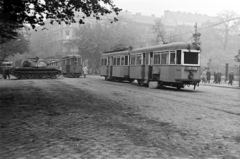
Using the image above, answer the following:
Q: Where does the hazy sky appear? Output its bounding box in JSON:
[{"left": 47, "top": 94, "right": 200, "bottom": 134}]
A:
[{"left": 113, "top": 0, "right": 240, "bottom": 17}]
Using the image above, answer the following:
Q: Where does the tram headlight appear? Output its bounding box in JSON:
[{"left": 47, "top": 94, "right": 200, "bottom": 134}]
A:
[{"left": 188, "top": 71, "right": 194, "bottom": 79}]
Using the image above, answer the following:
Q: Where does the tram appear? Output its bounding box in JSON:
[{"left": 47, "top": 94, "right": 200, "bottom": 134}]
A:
[
  {"left": 100, "top": 42, "right": 201, "bottom": 90},
  {"left": 47, "top": 54, "right": 83, "bottom": 78}
]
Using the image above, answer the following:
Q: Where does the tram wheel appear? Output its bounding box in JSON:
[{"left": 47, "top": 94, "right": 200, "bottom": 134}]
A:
[
  {"left": 128, "top": 79, "right": 134, "bottom": 83},
  {"left": 137, "top": 79, "right": 142, "bottom": 85}
]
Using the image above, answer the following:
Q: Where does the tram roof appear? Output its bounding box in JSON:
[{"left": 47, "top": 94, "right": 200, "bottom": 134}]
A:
[
  {"left": 131, "top": 42, "right": 200, "bottom": 54},
  {"left": 102, "top": 42, "right": 200, "bottom": 56},
  {"left": 62, "top": 54, "right": 81, "bottom": 59}
]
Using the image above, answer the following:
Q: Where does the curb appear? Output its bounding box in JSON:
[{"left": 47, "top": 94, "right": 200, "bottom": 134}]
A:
[{"left": 200, "top": 83, "right": 240, "bottom": 89}]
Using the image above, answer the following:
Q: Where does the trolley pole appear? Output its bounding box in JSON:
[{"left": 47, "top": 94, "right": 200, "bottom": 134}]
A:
[{"left": 194, "top": 23, "right": 198, "bottom": 45}]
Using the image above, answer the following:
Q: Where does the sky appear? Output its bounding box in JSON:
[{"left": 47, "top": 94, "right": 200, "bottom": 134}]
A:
[{"left": 113, "top": 0, "right": 240, "bottom": 17}]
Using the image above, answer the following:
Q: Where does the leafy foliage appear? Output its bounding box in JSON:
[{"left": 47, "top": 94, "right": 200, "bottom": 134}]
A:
[
  {"left": 73, "top": 17, "right": 145, "bottom": 70},
  {"left": 0, "top": 34, "right": 29, "bottom": 61},
  {"left": 1, "top": 0, "right": 121, "bottom": 29}
]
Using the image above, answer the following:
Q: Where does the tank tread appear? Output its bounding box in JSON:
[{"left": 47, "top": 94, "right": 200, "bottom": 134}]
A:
[{"left": 11, "top": 69, "right": 61, "bottom": 79}]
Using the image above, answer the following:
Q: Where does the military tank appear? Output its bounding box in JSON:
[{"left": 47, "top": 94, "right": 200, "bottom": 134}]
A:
[{"left": 11, "top": 57, "right": 62, "bottom": 79}]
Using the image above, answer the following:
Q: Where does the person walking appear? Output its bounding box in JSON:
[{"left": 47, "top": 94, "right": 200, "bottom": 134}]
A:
[
  {"left": 217, "top": 71, "right": 222, "bottom": 84},
  {"left": 206, "top": 69, "right": 211, "bottom": 83},
  {"left": 228, "top": 71, "right": 234, "bottom": 85},
  {"left": 213, "top": 71, "right": 217, "bottom": 83},
  {"left": 83, "top": 65, "right": 88, "bottom": 78},
  {"left": 201, "top": 69, "right": 207, "bottom": 83},
  {"left": 3, "top": 67, "right": 10, "bottom": 79}
]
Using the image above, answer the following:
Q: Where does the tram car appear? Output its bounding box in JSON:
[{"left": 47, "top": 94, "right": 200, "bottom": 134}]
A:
[
  {"left": 100, "top": 42, "right": 201, "bottom": 90},
  {"left": 47, "top": 54, "right": 83, "bottom": 78}
]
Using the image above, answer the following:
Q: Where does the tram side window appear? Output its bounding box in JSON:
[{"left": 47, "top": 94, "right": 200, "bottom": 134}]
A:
[
  {"left": 170, "top": 52, "right": 175, "bottom": 64},
  {"left": 121, "top": 56, "right": 125, "bottom": 65},
  {"left": 136, "top": 55, "right": 142, "bottom": 65},
  {"left": 161, "top": 53, "right": 169, "bottom": 65},
  {"left": 117, "top": 56, "right": 120, "bottom": 65},
  {"left": 176, "top": 50, "right": 181, "bottom": 64},
  {"left": 145, "top": 53, "right": 149, "bottom": 65},
  {"left": 101, "top": 58, "right": 107, "bottom": 66},
  {"left": 130, "top": 55, "right": 135, "bottom": 65},
  {"left": 154, "top": 54, "right": 160, "bottom": 64},
  {"left": 125, "top": 56, "right": 128, "bottom": 65},
  {"left": 113, "top": 57, "right": 117, "bottom": 65}
]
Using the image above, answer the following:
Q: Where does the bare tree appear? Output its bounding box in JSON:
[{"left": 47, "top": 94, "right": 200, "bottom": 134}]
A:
[
  {"left": 216, "top": 10, "right": 240, "bottom": 50},
  {"left": 152, "top": 19, "right": 167, "bottom": 44}
]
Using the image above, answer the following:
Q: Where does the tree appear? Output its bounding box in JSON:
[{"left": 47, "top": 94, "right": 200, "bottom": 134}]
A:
[
  {"left": 73, "top": 17, "right": 145, "bottom": 70},
  {"left": 0, "top": 0, "right": 121, "bottom": 29},
  {"left": 0, "top": 34, "right": 29, "bottom": 61},
  {"left": 215, "top": 10, "right": 240, "bottom": 50},
  {"left": 152, "top": 19, "right": 167, "bottom": 44},
  {"left": 152, "top": 19, "right": 191, "bottom": 44}
]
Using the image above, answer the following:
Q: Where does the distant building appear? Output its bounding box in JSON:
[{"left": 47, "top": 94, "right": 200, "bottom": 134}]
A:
[
  {"left": 32, "top": 10, "right": 219, "bottom": 57},
  {"left": 33, "top": 10, "right": 159, "bottom": 57},
  {"left": 162, "top": 10, "right": 219, "bottom": 29}
]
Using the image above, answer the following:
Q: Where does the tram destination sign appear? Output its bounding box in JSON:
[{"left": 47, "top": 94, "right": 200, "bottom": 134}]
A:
[{"left": 184, "top": 66, "right": 198, "bottom": 71}]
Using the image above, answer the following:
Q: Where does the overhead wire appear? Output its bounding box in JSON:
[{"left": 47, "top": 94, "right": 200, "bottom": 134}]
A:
[{"left": 132, "top": 16, "right": 240, "bottom": 46}]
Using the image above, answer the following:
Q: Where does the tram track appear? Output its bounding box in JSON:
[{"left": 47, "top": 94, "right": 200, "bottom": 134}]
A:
[{"left": 95, "top": 78, "right": 240, "bottom": 117}]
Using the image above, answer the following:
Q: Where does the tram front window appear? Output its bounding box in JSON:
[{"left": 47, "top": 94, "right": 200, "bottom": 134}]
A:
[{"left": 184, "top": 52, "right": 199, "bottom": 64}]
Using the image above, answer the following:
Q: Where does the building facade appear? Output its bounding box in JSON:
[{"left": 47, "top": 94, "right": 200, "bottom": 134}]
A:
[{"left": 32, "top": 10, "right": 219, "bottom": 58}]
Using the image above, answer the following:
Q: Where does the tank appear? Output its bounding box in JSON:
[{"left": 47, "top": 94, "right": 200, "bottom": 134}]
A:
[{"left": 11, "top": 57, "right": 62, "bottom": 79}]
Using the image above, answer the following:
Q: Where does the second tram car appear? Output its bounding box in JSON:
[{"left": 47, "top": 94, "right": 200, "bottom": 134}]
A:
[
  {"left": 48, "top": 54, "right": 83, "bottom": 78},
  {"left": 100, "top": 42, "right": 201, "bottom": 90}
]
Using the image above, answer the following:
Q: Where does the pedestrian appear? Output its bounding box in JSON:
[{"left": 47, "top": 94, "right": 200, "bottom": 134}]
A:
[
  {"left": 213, "top": 71, "right": 217, "bottom": 83},
  {"left": 228, "top": 71, "right": 234, "bottom": 85},
  {"left": 83, "top": 65, "right": 88, "bottom": 78},
  {"left": 217, "top": 71, "right": 222, "bottom": 84},
  {"left": 206, "top": 69, "right": 211, "bottom": 83},
  {"left": 3, "top": 67, "right": 10, "bottom": 79},
  {"left": 201, "top": 69, "right": 207, "bottom": 83}
]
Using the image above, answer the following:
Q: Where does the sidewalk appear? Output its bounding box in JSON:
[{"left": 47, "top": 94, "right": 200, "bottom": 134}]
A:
[{"left": 200, "top": 80, "right": 240, "bottom": 89}]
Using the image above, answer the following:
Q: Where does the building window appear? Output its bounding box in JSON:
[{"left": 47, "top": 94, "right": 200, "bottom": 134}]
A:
[{"left": 65, "top": 30, "right": 70, "bottom": 39}]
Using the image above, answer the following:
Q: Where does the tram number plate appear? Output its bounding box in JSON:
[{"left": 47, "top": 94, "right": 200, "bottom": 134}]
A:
[{"left": 185, "top": 67, "right": 198, "bottom": 71}]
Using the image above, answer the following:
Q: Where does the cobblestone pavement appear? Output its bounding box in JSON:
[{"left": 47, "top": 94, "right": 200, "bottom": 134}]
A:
[{"left": 0, "top": 78, "right": 239, "bottom": 159}]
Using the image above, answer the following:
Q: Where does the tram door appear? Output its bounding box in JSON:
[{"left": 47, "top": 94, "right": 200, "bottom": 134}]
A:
[
  {"left": 141, "top": 53, "right": 150, "bottom": 81},
  {"left": 107, "top": 57, "right": 113, "bottom": 78},
  {"left": 149, "top": 52, "right": 153, "bottom": 80},
  {"left": 142, "top": 53, "right": 150, "bottom": 81},
  {"left": 141, "top": 53, "right": 145, "bottom": 80}
]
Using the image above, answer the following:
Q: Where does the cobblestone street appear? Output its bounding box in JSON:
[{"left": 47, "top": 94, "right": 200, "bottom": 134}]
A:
[{"left": 0, "top": 77, "right": 240, "bottom": 159}]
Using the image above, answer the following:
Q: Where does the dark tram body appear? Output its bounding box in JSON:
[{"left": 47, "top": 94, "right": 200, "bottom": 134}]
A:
[
  {"left": 100, "top": 42, "right": 201, "bottom": 89},
  {"left": 47, "top": 54, "right": 83, "bottom": 78}
]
